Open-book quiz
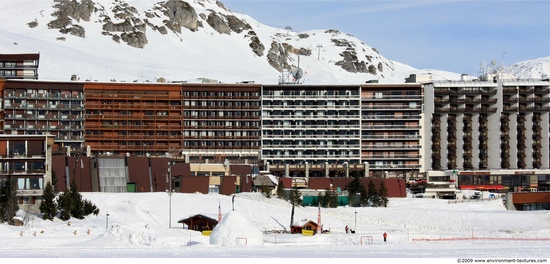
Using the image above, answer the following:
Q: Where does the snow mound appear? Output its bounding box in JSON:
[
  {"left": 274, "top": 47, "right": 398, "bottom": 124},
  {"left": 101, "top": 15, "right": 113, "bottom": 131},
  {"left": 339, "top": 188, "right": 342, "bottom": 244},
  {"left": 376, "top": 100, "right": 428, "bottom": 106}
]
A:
[{"left": 209, "top": 211, "right": 263, "bottom": 246}]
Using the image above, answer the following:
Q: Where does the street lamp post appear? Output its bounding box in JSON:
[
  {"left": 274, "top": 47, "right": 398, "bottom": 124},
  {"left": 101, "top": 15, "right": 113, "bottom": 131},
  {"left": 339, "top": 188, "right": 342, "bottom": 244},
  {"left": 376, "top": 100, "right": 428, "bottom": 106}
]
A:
[
  {"left": 167, "top": 161, "right": 172, "bottom": 228},
  {"left": 106, "top": 213, "right": 110, "bottom": 230},
  {"left": 355, "top": 211, "right": 357, "bottom": 231}
]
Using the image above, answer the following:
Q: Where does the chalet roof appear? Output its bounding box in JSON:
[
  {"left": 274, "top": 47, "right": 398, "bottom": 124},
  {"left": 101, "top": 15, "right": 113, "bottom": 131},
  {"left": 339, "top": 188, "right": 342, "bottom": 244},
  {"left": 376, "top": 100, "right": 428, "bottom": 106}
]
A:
[
  {"left": 292, "top": 219, "right": 318, "bottom": 227},
  {"left": 177, "top": 214, "right": 218, "bottom": 224},
  {"left": 252, "top": 175, "right": 277, "bottom": 187}
]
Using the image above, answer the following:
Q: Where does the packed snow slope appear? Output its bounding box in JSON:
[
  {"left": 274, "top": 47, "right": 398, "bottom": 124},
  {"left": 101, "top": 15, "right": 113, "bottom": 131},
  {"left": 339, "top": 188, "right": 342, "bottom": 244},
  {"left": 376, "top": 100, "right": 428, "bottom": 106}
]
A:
[
  {"left": 0, "top": 0, "right": 412, "bottom": 84},
  {"left": 1, "top": 192, "right": 549, "bottom": 259},
  {"left": 2, "top": 0, "right": 547, "bottom": 85}
]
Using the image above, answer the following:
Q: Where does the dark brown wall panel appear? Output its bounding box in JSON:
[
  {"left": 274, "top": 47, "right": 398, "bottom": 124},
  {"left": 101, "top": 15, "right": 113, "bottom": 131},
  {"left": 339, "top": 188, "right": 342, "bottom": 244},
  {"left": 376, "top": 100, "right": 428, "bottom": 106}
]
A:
[
  {"left": 308, "top": 178, "right": 333, "bottom": 190},
  {"left": 181, "top": 175, "right": 210, "bottom": 194},
  {"left": 72, "top": 156, "right": 92, "bottom": 192},
  {"left": 329, "top": 178, "right": 353, "bottom": 192},
  {"left": 149, "top": 157, "right": 170, "bottom": 192},
  {"left": 308, "top": 178, "right": 405, "bottom": 197},
  {"left": 513, "top": 192, "right": 550, "bottom": 204},
  {"left": 52, "top": 156, "right": 68, "bottom": 191},
  {"left": 229, "top": 165, "right": 251, "bottom": 176},
  {"left": 360, "top": 178, "right": 407, "bottom": 198},
  {"left": 127, "top": 156, "right": 151, "bottom": 192},
  {"left": 50, "top": 155, "right": 406, "bottom": 197},
  {"left": 386, "top": 178, "right": 407, "bottom": 198},
  {"left": 27, "top": 141, "right": 44, "bottom": 156},
  {"left": 221, "top": 175, "right": 237, "bottom": 195},
  {"left": 230, "top": 165, "right": 252, "bottom": 192}
]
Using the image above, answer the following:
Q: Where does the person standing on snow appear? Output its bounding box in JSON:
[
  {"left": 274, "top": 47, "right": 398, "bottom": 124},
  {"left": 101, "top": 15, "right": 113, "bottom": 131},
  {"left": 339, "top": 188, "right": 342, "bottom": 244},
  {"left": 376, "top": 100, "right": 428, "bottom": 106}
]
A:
[
  {"left": 383, "top": 232, "right": 387, "bottom": 242},
  {"left": 345, "top": 225, "right": 349, "bottom": 234}
]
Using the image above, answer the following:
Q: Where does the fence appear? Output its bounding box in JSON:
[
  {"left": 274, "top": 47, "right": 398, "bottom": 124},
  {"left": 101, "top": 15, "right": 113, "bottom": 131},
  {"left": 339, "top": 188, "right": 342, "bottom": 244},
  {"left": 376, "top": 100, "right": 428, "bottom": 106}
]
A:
[
  {"left": 236, "top": 237, "right": 248, "bottom": 245},
  {"left": 360, "top": 236, "right": 373, "bottom": 245}
]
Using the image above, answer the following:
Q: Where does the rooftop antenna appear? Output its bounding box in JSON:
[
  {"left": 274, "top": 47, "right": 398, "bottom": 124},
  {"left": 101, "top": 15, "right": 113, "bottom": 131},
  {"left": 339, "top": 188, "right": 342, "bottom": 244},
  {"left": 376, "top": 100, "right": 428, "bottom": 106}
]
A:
[
  {"left": 490, "top": 59, "right": 497, "bottom": 74},
  {"left": 290, "top": 55, "right": 303, "bottom": 84},
  {"left": 290, "top": 65, "right": 303, "bottom": 84},
  {"left": 480, "top": 60, "right": 487, "bottom": 76}
]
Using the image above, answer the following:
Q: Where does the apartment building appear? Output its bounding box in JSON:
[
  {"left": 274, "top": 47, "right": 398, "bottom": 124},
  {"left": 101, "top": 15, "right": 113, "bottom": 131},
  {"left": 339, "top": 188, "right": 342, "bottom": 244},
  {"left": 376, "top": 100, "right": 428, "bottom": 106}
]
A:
[
  {"left": 500, "top": 78, "right": 550, "bottom": 169},
  {"left": 361, "top": 83, "right": 423, "bottom": 178},
  {"left": 0, "top": 134, "right": 54, "bottom": 212},
  {"left": 260, "top": 83, "right": 424, "bottom": 179},
  {"left": 181, "top": 84, "right": 262, "bottom": 165},
  {"left": 0, "top": 54, "right": 39, "bottom": 79},
  {"left": 1, "top": 76, "right": 548, "bottom": 193},
  {"left": 424, "top": 79, "right": 499, "bottom": 170},
  {"left": 0, "top": 80, "right": 85, "bottom": 153},
  {"left": 83, "top": 82, "right": 184, "bottom": 156},
  {"left": 0, "top": 80, "right": 425, "bottom": 179},
  {"left": 423, "top": 74, "right": 550, "bottom": 193},
  {"left": 261, "top": 85, "right": 362, "bottom": 168}
]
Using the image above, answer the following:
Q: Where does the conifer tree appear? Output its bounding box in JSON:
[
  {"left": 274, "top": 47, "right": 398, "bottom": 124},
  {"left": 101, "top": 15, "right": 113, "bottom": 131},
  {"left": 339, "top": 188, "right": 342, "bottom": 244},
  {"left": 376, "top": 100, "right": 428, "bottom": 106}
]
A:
[
  {"left": 378, "top": 181, "right": 389, "bottom": 207},
  {"left": 288, "top": 187, "right": 302, "bottom": 231},
  {"left": 56, "top": 177, "right": 99, "bottom": 221},
  {"left": 51, "top": 170, "right": 58, "bottom": 192},
  {"left": 39, "top": 181, "right": 58, "bottom": 220},
  {"left": 359, "top": 186, "right": 369, "bottom": 207},
  {"left": 260, "top": 184, "right": 272, "bottom": 198},
  {"left": 346, "top": 172, "right": 367, "bottom": 207},
  {"left": 319, "top": 189, "right": 328, "bottom": 207},
  {"left": 57, "top": 189, "right": 72, "bottom": 221},
  {"left": 320, "top": 188, "right": 338, "bottom": 208},
  {"left": 276, "top": 179, "right": 285, "bottom": 199},
  {"left": 367, "top": 180, "right": 379, "bottom": 207},
  {"left": 0, "top": 177, "right": 18, "bottom": 224},
  {"left": 68, "top": 178, "right": 85, "bottom": 219},
  {"left": 83, "top": 200, "right": 100, "bottom": 216}
]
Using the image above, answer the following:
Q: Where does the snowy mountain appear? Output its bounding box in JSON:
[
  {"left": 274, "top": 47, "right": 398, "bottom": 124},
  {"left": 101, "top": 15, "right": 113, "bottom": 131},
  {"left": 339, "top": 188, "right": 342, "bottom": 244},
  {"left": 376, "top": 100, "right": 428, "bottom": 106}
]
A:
[
  {"left": 0, "top": 0, "right": 547, "bottom": 84},
  {"left": 507, "top": 56, "right": 550, "bottom": 80}
]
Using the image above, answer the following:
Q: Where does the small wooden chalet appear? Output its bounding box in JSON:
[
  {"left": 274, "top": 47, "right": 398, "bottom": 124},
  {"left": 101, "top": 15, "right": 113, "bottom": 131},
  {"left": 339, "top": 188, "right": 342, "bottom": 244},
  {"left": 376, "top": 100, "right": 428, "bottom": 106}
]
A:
[
  {"left": 252, "top": 174, "right": 278, "bottom": 194},
  {"left": 177, "top": 214, "right": 218, "bottom": 231},
  {"left": 291, "top": 219, "right": 318, "bottom": 234}
]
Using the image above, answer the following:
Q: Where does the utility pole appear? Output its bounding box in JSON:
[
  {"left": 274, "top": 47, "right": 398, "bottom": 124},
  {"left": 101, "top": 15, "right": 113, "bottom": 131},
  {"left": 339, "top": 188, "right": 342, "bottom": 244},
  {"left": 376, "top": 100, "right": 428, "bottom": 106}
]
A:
[
  {"left": 167, "top": 161, "right": 172, "bottom": 228},
  {"left": 355, "top": 211, "right": 357, "bottom": 231},
  {"left": 285, "top": 26, "right": 292, "bottom": 37}
]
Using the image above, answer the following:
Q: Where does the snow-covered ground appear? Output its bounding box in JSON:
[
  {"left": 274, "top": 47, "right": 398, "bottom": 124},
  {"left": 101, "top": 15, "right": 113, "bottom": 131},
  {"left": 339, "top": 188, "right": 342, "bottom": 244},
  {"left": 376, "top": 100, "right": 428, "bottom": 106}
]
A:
[{"left": 1, "top": 191, "right": 549, "bottom": 263}]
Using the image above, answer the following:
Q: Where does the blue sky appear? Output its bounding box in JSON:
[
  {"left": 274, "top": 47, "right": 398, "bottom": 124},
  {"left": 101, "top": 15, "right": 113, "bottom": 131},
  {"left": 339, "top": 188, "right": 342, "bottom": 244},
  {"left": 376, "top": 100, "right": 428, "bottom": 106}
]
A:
[{"left": 223, "top": 0, "right": 550, "bottom": 75}]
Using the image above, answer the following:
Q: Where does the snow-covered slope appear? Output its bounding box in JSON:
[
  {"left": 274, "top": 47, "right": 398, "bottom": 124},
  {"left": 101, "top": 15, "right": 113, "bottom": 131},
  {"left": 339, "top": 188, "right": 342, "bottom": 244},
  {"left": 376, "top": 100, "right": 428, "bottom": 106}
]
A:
[
  {"left": 0, "top": 0, "right": 547, "bottom": 84},
  {"left": 508, "top": 56, "right": 550, "bottom": 79},
  {"left": 1, "top": 192, "right": 549, "bottom": 258}
]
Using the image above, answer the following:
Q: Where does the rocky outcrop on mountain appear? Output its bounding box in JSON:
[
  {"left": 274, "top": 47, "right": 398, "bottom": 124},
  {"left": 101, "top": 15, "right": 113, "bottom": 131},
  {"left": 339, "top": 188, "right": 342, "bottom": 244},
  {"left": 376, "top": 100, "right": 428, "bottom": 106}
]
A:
[
  {"left": 20, "top": 0, "right": 406, "bottom": 80},
  {"left": 153, "top": 0, "right": 199, "bottom": 33},
  {"left": 265, "top": 41, "right": 312, "bottom": 72},
  {"left": 225, "top": 14, "right": 250, "bottom": 33},
  {"left": 331, "top": 33, "right": 380, "bottom": 74},
  {"left": 206, "top": 11, "right": 230, "bottom": 34},
  {"left": 47, "top": 0, "right": 97, "bottom": 37},
  {"left": 101, "top": 1, "right": 147, "bottom": 48},
  {"left": 284, "top": 43, "right": 311, "bottom": 57},
  {"left": 267, "top": 42, "right": 289, "bottom": 72},
  {"left": 45, "top": 0, "right": 259, "bottom": 50},
  {"left": 247, "top": 31, "right": 265, "bottom": 57}
]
